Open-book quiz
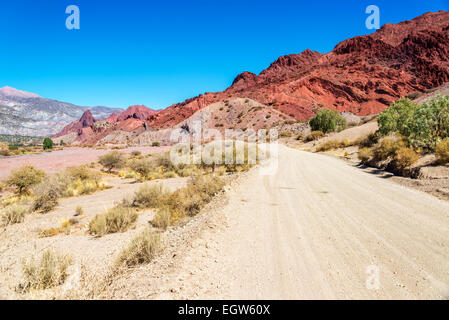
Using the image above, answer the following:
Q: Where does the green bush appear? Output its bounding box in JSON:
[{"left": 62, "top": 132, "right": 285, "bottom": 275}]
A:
[
  {"left": 309, "top": 108, "right": 347, "bottom": 133},
  {"left": 152, "top": 142, "right": 160, "bottom": 147},
  {"left": 7, "top": 165, "right": 46, "bottom": 194},
  {"left": 43, "top": 138, "right": 54, "bottom": 150},
  {"left": 378, "top": 96, "right": 449, "bottom": 150},
  {"left": 98, "top": 151, "right": 126, "bottom": 172}
]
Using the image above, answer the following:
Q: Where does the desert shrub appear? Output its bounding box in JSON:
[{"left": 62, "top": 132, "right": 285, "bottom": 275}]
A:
[
  {"left": 151, "top": 207, "right": 170, "bottom": 230},
  {"left": 358, "top": 147, "right": 373, "bottom": 164},
  {"left": 132, "top": 184, "right": 169, "bottom": 209},
  {"left": 88, "top": 206, "right": 138, "bottom": 236},
  {"left": 152, "top": 142, "right": 160, "bottom": 147},
  {"left": 43, "top": 138, "right": 54, "bottom": 150},
  {"left": 407, "top": 92, "right": 421, "bottom": 100},
  {"left": 394, "top": 147, "right": 419, "bottom": 169},
  {"left": 378, "top": 96, "right": 449, "bottom": 150},
  {"left": 373, "top": 136, "right": 406, "bottom": 161},
  {"left": 305, "top": 131, "right": 325, "bottom": 142},
  {"left": 309, "top": 108, "right": 347, "bottom": 133},
  {"left": 98, "top": 151, "right": 126, "bottom": 172},
  {"left": 0, "top": 182, "right": 4, "bottom": 192},
  {"left": 7, "top": 165, "right": 46, "bottom": 194},
  {"left": 435, "top": 138, "right": 449, "bottom": 164},
  {"left": 21, "top": 249, "right": 73, "bottom": 291},
  {"left": 128, "top": 159, "right": 153, "bottom": 178},
  {"left": 1, "top": 204, "right": 27, "bottom": 226},
  {"left": 115, "top": 228, "right": 161, "bottom": 267},
  {"left": 131, "top": 150, "right": 141, "bottom": 157},
  {"left": 66, "top": 165, "right": 100, "bottom": 183}
]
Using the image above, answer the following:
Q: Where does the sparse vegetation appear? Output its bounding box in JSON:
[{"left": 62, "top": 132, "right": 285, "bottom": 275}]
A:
[
  {"left": 309, "top": 108, "right": 347, "bottom": 133},
  {"left": 75, "top": 205, "right": 83, "bottom": 216},
  {"left": 21, "top": 250, "right": 73, "bottom": 291},
  {"left": 115, "top": 228, "right": 161, "bottom": 267},
  {"left": 152, "top": 142, "right": 160, "bottom": 147},
  {"left": 7, "top": 165, "right": 46, "bottom": 194},
  {"left": 88, "top": 206, "right": 138, "bottom": 237}
]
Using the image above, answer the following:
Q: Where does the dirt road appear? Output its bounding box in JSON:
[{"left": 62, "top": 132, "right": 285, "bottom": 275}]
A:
[{"left": 107, "top": 145, "right": 449, "bottom": 299}]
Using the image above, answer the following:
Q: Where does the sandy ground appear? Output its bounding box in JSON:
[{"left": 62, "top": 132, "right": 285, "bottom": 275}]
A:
[
  {"left": 0, "top": 146, "right": 170, "bottom": 180},
  {"left": 0, "top": 176, "right": 187, "bottom": 299},
  {"left": 105, "top": 145, "right": 449, "bottom": 300}
]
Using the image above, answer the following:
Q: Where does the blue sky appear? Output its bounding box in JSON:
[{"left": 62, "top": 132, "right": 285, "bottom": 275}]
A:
[{"left": 1, "top": 0, "right": 448, "bottom": 109}]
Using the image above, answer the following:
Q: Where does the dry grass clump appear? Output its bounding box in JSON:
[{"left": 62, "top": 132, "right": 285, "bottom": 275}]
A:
[
  {"left": 394, "top": 147, "right": 420, "bottom": 169},
  {"left": 316, "top": 139, "right": 352, "bottom": 152},
  {"left": 305, "top": 130, "right": 324, "bottom": 142},
  {"left": 115, "top": 228, "right": 161, "bottom": 267},
  {"left": 88, "top": 206, "right": 138, "bottom": 237},
  {"left": 75, "top": 205, "right": 83, "bottom": 216},
  {"left": 373, "top": 136, "right": 407, "bottom": 161},
  {"left": 1, "top": 204, "right": 27, "bottom": 226},
  {"left": 151, "top": 207, "right": 170, "bottom": 230},
  {"left": 40, "top": 219, "right": 79, "bottom": 238},
  {"left": 358, "top": 147, "right": 373, "bottom": 164},
  {"left": 165, "top": 175, "right": 225, "bottom": 219},
  {"left": 131, "top": 183, "right": 170, "bottom": 209},
  {"left": 20, "top": 249, "right": 73, "bottom": 291},
  {"left": 7, "top": 165, "right": 46, "bottom": 194},
  {"left": 435, "top": 138, "right": 449, "bottom": 164}
]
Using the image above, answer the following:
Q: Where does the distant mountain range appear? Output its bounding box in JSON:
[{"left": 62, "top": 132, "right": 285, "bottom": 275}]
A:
[{"left": 0, "top": 87, "right": 123, "bottom": 137}]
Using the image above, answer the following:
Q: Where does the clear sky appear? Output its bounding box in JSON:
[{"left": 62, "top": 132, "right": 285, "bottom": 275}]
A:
[{"left": 1, "top": 0, "right": 448, "bottom": 109}]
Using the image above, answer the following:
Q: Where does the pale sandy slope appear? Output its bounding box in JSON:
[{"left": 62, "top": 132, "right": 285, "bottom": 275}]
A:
[{"left": 111, "top": 145, "right": 449, "bottom": 300}]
